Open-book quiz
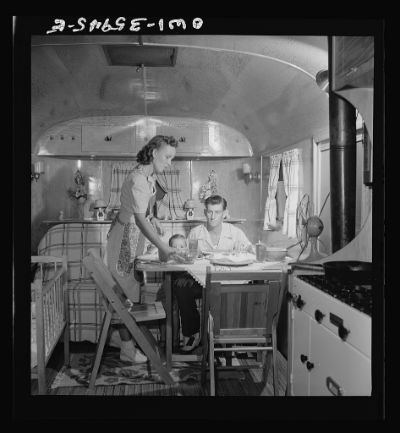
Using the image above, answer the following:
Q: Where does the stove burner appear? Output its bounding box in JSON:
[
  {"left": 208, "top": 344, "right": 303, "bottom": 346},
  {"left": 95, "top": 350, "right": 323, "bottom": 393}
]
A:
[{"left": 298, "top": 274, "right": 372, "bottom": 316}]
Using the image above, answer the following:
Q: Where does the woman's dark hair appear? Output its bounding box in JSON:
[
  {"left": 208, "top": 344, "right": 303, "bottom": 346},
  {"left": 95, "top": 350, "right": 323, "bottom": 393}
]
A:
[
  {"left": 169, "top": 233, "right": 186, "bottom": 247},
  {"left": 204, "top": 195, "right": 227, "bottom": 210},
  {"left": 136, "top": 135, "right": 178, "bottom": 164}
]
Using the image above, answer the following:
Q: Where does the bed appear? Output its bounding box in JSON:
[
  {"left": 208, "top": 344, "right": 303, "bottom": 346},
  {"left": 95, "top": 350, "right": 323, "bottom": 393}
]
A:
[{"left": 31, "top": 255, "right": 70, "bottom": 394}]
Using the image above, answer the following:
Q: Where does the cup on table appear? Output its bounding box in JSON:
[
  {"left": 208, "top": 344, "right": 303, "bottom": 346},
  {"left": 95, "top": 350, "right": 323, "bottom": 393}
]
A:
[
  {"left": 188, "top": 238, "right": 199, "bottom": 259},
  {"left": 233, "top": 241, "right": 245, "bottom": 255},
  {"left": 255, "top": 242, "right": 267, "bottom": 262}
]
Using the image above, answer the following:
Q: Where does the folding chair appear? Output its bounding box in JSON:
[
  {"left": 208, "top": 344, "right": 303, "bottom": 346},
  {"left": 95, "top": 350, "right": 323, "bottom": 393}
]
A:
[
  {"left": 200, "top": 266, "right": 284, "bottom": 396},
  {"left": 83, "top": 249, "right": 174, "bottom": 392}
]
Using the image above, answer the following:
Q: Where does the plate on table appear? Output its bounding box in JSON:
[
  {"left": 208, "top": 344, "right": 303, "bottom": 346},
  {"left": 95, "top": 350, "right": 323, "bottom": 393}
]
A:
[
  {"left": 210, "top": 258, "right": 254, "bottom": 267},
  {"left": 136, "top": 254, "right": 159, "bottom": 262},
  {"left": 201, "top": 249, "right": 231, "bottom": 257}
]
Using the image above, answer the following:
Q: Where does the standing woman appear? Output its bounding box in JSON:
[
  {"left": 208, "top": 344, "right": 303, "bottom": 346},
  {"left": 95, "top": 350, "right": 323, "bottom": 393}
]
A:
[{"left": 106, "top": 135, "right": 179, "bottom": 363}]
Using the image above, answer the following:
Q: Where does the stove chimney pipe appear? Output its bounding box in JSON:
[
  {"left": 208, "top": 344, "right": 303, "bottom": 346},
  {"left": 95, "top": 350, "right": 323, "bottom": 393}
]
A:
[{"left": 329, "top": 92, "right": 357, "bottom": 253}]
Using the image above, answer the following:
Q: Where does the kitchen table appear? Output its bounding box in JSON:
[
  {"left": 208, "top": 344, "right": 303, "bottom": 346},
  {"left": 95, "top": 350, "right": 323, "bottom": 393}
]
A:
[{"left": 135, "top": 257, "right": 288, "bottom": 370}]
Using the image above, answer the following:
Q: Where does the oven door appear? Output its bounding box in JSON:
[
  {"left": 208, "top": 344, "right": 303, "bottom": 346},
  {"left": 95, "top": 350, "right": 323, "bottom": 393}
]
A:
[{"left": 309, "top": 320, "right": 371, "bottom": 396}]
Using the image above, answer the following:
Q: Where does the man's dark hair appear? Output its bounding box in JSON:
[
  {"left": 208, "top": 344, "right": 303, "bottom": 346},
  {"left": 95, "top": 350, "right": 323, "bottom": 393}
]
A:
[
  {"left": 169, "top": 233, "right": 187, "bottom": 247},
  {"left": 204, "top": 195, "right": 227, "bottom": 210}
]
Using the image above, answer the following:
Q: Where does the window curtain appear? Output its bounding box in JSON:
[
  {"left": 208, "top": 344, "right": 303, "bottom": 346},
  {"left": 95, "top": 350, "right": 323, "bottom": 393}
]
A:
[
  {"left": 263, "top": 153, "right": 282, "bottom": 230},
  {"left": 107, "top": 162, "right": 137, "bottom": 210},
  {"left": 281, "top": 148, "right": 303, "bottom": 238},
  {"left": 107, "top": 162, "right": 185, "bottom": 219},
  {"left": 155, "top": 169, "right": 186, "bottom": 219}
]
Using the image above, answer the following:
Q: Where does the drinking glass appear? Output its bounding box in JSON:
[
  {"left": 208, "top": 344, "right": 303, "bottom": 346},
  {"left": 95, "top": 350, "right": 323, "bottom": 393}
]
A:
[{"left": 188, "top": 239, "right": 199, "bottom": 260}]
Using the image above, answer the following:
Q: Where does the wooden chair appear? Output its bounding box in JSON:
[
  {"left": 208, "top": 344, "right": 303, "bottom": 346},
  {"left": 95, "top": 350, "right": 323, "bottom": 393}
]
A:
[
  {"left": 200, "top": 266, "right": 284, "bottom": 396},
  {"left": 82, "top": 249, "right": 174, "bottom": 392}
]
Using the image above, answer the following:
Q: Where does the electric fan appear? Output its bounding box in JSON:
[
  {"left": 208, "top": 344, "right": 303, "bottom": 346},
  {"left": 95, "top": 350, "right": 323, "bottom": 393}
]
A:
[{"left": 295, "top": 193, "right": 328, "bottom": 263}]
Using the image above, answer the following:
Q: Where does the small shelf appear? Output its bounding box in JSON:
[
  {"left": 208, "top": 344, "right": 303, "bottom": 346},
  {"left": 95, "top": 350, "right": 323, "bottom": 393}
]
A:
[
  {"left": 42, "top": 218, "right": 246, "bottom": 225},
  {"left": 42, "top": 219, "right": 113, "bottom": 225}
]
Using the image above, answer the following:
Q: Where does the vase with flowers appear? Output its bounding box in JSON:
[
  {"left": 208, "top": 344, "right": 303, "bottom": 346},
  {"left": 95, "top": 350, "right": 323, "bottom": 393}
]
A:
[{"left": 67, "top": 170, "right": 88, "bottom": 219}]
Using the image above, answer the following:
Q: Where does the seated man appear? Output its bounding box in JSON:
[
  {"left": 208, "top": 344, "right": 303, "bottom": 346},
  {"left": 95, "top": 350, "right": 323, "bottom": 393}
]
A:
[{"left": 173, "top": 194, "right": 254, "bottom": 352}]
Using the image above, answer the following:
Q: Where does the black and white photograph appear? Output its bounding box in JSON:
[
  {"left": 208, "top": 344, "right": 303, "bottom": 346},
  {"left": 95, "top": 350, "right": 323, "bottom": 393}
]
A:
[{"left": 12, "top": 15, "right": 387, "bottom": 429}]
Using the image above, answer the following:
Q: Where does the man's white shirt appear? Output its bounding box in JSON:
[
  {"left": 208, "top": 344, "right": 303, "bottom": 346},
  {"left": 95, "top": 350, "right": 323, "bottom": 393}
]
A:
[{"left": 188, "top": 222, "right": 252, "bottom": 252}]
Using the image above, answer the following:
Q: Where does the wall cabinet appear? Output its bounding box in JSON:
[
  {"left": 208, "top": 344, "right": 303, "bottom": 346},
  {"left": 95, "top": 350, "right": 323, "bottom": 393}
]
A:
[
  {"left": 39, "top": 124, "right": 82, "bottom": 155},
  {"left": 82, "top": 124, "right": 136, "bottom": 154},
  {"left": 331, "top": 36, "right": 374, "bottom": 91},
  {"left": 330, "top": 36, "right": 374, "bottom": 139},
  {"left": 36, "top": 116, "right": 253, "bottom": 158},
  {"left": 156, "top": 123, "right": 208, "bottom": 156}
]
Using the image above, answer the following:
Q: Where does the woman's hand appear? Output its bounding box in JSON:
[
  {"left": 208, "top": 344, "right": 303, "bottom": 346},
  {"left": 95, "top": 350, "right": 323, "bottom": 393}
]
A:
[
  {"left": 158, "top": 245, "right": 178, "bottom": 262},
  {"left": 150, "top": 216, "right": 164, "bottom": 236}
]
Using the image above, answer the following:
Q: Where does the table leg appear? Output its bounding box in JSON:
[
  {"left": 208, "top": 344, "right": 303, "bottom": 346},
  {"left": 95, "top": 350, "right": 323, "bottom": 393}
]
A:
[{"left": 165, "top": 272, "right": 172, "bottom": 370}]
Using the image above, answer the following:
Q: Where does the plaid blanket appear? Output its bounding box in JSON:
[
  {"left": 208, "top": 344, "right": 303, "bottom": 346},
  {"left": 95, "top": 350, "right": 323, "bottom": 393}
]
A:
[{"left": 38, "top": 223, "right": 110, "bottom": 342}]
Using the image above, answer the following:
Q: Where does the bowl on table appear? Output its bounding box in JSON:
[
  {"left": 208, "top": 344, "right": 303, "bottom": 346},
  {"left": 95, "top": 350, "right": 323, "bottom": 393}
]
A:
[{"left": 265, "top": 247, "right": 287, "bottom": 262}]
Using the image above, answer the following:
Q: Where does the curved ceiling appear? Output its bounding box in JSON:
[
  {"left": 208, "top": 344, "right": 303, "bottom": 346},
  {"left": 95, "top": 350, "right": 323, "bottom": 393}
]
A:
[{"left": 31, "top": 35, "right": 329, "bottom": 156}]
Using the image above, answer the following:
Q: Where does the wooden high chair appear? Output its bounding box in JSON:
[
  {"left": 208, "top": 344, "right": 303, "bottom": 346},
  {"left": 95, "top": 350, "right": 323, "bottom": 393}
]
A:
[
  {"left": 200, "top": 266, "right": 284, "bottom": 396},
  {"left": 83, "top": 249, "right": 174, "bottom": 392}
]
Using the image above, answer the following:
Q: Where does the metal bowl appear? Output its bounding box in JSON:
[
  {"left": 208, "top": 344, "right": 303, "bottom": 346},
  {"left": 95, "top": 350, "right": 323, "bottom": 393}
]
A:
[{"left": 265, "top": 247, "right": 287, "bottom": 261}]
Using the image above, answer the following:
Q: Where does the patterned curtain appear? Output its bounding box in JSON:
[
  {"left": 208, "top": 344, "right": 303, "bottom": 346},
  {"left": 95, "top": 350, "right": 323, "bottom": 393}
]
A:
[
  {"left": 155, "top": 169, "right": 186, "bottom": 219},
  {"left": 282, "top": 148, "right": 303, "bottom": 238},
  {"left": 107, "top": 162, "right": 137, "bottom": 211},
  {"left": 107, "top": 162, "right": 185, "bottom": 219},
  {"left": 263, "top": 154, "right": 282, "bottom": 230}
]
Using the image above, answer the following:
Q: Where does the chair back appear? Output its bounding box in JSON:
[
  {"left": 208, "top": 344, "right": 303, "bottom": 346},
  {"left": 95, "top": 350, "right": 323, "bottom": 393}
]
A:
[
  {"left": 83, "top": 249, "right": 127, "bottom": 313},
  {"left": 83, "top": 248, "right": 165, "bottom": 322},
  {"left": 205, "top": 267, "right": 283, "bottom": 340}
]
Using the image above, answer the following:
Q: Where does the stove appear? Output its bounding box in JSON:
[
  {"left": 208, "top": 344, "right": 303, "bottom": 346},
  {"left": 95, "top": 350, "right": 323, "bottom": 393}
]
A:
[
  {"left": 296, "top": 274, "right": 372, "bottom": 316},
  {"left": 288, "top": 271, "right": 372, "bottom": 396}
]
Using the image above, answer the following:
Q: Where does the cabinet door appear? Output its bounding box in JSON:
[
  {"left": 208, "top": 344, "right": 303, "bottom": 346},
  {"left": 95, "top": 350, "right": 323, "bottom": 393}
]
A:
[
  {"left": 309, "top": 320, "right": 371, "bottom": 396},
  {"left": 38, "top": 125, "right": 82, "bottom": 155},
  {"left": 156, "top": 123, "right": 206, "bottom": 155},
  {"left": 332, "top": 36, "right": 374, "bottom": 91},
  {"left": 82, "top": 125, "right": 136, "bottom": 154},
  {"left": 291, "top": 308, "right": 311, "bottom": 396}
]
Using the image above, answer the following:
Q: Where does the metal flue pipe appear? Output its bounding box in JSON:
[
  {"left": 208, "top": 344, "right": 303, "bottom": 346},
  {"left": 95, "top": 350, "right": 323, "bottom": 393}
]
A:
[{"left": 329, "top": 92, "right": 357, "bottom": 253}]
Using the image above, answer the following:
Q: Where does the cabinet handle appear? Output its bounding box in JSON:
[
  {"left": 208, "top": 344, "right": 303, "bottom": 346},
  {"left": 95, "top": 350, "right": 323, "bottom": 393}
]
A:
[
  {"left": 329, "top": 312, "right": 350, "bottom": 340},
  {"left": 296, "top": 295, "right": 305, "bottom": 309},
  {"left": 338, "top": 324, "right": 350, "bottom": 341},
  {"left": 326, "top": 376, "right": 344, "bottom": 396},
  {"left": 300, "top": 354, "right": 308, "bottom": 364},
  {"left": 314, "top": 309, "right": 325, "bottom": 323},
  {"left": 306, "top": 361, "right": 314, "bottom": 371}
]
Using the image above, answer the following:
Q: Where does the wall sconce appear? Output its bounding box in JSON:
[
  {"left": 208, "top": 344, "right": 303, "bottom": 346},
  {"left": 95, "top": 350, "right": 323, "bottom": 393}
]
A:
[
  {"left": 242, "top": 162, "right": 260, "bottom": 183},
  {"left": 316, "top": 69, "right": 329, "bottom": 93},
  {"left": 31, "top": 161, "right": 44, "bottom": 182}
]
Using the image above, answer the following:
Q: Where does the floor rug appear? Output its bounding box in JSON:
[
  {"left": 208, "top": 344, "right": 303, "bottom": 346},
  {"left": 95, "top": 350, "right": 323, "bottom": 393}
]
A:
[{"left": 51, "top": 348, "right": 262, "bottom": 389}]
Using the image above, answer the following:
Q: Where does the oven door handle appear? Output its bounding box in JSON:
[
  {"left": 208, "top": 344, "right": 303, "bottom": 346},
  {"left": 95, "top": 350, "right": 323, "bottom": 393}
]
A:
[{"left": 326, "top": 376, "right": 344, "bottom": 396}]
